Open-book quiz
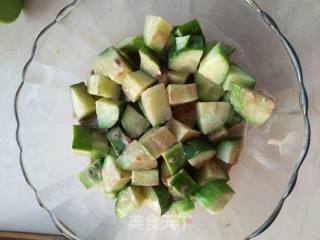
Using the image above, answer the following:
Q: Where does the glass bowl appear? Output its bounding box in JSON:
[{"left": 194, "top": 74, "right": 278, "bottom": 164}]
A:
[{"left": 15, "top": 0, "right": 310, "bottom": 239}]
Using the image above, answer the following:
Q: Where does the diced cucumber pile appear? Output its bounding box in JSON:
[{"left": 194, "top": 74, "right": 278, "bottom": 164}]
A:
[{"left": 70, "top": 15, "right": 275, "bottom": 220}]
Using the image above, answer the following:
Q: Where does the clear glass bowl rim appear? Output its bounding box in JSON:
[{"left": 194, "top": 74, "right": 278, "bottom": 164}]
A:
[{"left": 13, "top": 0, "right": 311, "bottom": 239}]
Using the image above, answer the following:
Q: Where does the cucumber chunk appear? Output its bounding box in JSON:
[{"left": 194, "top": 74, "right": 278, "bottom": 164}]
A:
[
  {"left": 79, "top": 160, "right": 103, "bottom": 189},
  {"left": 72, "top": 125, "right": 92, "bottom": 156},
  {"left": 167, "top": 83, "right": 198, "bottom": 105},
  {"left": 195, "top": 73, "right": 225, "bottom": 101},
  {"left": 106, "top": 127, "right": 131, "bottom": 156},
  {"left": 117, "top": 140, "right": 157, "bottom": 171},
  {"left": 144, "top": 15, "right": 173, "bottom": 53},
  {"left": 160, "top": 162, "right": 185, "bottom": 200},
  {"left": 115, "top": 186, "right": 144, "bottom": 219},
  {"left": 160, "top": 160, "right": 171, "bottom": 186},
  {"left": 166, "top": 119, "right": 200, "bottom": 142},
  {"left": 166, "top": 199, "right": 195, "bottom": 224},
  {"left": 102, "top": 153, "right": 131, "bottom": 193},
  {"left": 91, "top": 131, "right": 110, "bottom": 160},
  {"left": 87, "top": 74, "right": 121, "bottom": 99},
  {"left": 119, "top": 50, "right": 139, "bottom": 70},
  {"left": 121, "top": 105, "right": 150, "bottom": 139},
  {"left": 198, "top": 42, "right": 230, "bottom": 85},
  {"left": 162, "top": 143, "right": 187, "bottom": 175},
  {"left": 195, "top": 161, "right": 229, "bottom": 185},
  {"left": 196, "top": 102, "right": 231, "bottom": 134},
  {"left": 122, "top": 70, "right": 157, "bottom": 102},
  {"left": 222, "top": 92, "right": 231, "bottom": 102},
  {"left": 167, "top": 70, "right": 189, "bottom": 84},
  {"left": 141, "top": 84, "right": 173, "bottom": 126},
  {"left": 172, "top": 102, "right": 197, "bottom": 128},
  {"left": 70, "top": 82, "right": 96, "bottom": 120},
  {"left": 225, "top": 107, "right": 243, "bottom": 127},
  {"left": 175, "top": 35, "right": 191, "bottom": 50},
  {"left": 175, "top": 19, "right": 202, "bottom": 37},
  {"left": 117, "top": 35, "right": 145, "bottom": 55},
  {"left": 207, "top": 127, "right": 229, "bottom": 144},
  {"left": 132, "top": 169, "right": 159, "bottom": 186},
  {"left": 195, "top": 180, "right": 234, "bottom": 215},
  {"left": 216, "top": 138, "right": 241, "bottom": 164},
  {"left": 144, "top": 185, "right": 171, "bottom": 215},
  {"left": 168, "top": 169, "right": 199, "bottom": 198},
  {"left": 139, "top": 46, "right": 161, "bottom": 78},
  {"left": 184, "top": 138, "right": 215, "bottom": 168},
  {"left": 93, "top": 47, "right": 132, "bottom": 84},
  {"left": 223, "top": 63, "right": 256, "bottom": 91},
  {"left": 204, "top": 41, "right": 217, "bottom": 56},
  {"left": 204, "top": 41, "right": 235, "bottom": 58},
  {"left": 96, "top": 98, "right": 121, "bottom": 129},
  {"left": 168, "top": 36, "right": 204, "bottom": 73},
  {"left": 230, "top": 84, "right": 275, "bottom": 126},
  {"left": 104, "top": 191, "right": 118, "bottom": 200},
  {"left": 140, "top": 126, "right": 177, "bottom": 159}
]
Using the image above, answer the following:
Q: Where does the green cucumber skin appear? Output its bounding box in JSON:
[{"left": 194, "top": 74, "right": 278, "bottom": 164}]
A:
[
  {"left": 91, "top": 131, "right": 110, "bottom": 160},
  {"left": 168, "top": 199, "right": 195, "bottom": 213},
  {"left": 70, "top": 82, "right": 96, "bottom": 120},
  {"left": 223, "top": 63, "right": 256, "bottom": 91},
  {"left": 121, "top": 105, "right": 150, "bottom": 139},
  {"left": 79, "top": 160, "right": 103, "bottom": 189},
  {"left": 117, "top": 35, "right": 145, "bottom": 55},
  {"left": 144, "top": 184, "right": 171, "bottom": 215},
  {"left": 106, "top": 127, "right": 131, "bottom": 156},
  {"left": 195, "top": 180, "right": 235, "bottom": 215},
  {"left": 168, "top": 169, "right": 200, "bottom": 198},
  {"left": 183, "top": 138, "right": 215, "bottom": 168},
  {"left": 183, "top": 138, "right": 214, "bottom": 159},
  {"left": 162, "top": 143, "right": 187, "bottom": 175},
  {"left": 216, "top": 138, "right": 242, "bottom": 164},
  {"left": 175, "top": 19, "right": 203, "bottom": 37},
  {"left": 222, "top": 92, "right": 231, "bottom": 102},
  {"left": 168, "top": 36, "right": 204, "bottom": 73},
  {"left": 204, "top": 41, "right": 218, "bottom": 56},
  {"left": 195, "top": 73, "right": 225, "bottom": 102},
  {"left": 72, "top": 125, "right": 92, "bottom": 155},
  {"left": 132, "top": 169, "right": 159, "bottom": 186},
  {"left": 225, "top": 107, "right": 243, "bottom": 127},
  {"left": 204, "top": 41, "right": 235, "bottom": 59}
]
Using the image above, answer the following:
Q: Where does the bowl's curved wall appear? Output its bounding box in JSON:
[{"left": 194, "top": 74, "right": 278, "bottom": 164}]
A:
[{"left": 15, "top": 0, "right": 310, "bottom": 239}]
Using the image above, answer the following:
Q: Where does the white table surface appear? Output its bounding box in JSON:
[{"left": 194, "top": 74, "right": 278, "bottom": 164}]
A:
[{"left": 0, "top": 0, "right": 319, "bottom": 239}]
